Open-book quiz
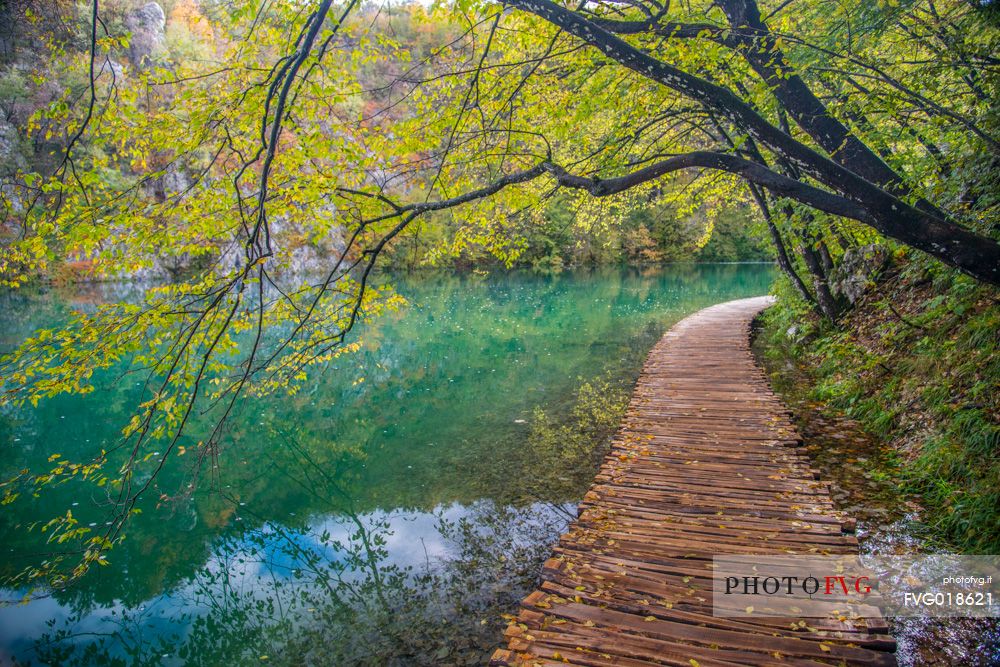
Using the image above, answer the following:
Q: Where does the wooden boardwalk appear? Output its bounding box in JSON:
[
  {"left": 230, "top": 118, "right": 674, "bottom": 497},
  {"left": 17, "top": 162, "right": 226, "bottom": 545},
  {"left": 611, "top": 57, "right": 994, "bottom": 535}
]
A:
[{"left": 491, "top": 297, "right": 896, "bottom": 667}]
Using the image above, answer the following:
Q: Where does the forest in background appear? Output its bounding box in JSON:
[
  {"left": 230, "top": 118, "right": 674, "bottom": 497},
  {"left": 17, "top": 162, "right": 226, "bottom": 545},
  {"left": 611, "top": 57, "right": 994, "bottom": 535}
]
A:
[{"left": 0, "top": 0, "right": 770, "bottom": 277}]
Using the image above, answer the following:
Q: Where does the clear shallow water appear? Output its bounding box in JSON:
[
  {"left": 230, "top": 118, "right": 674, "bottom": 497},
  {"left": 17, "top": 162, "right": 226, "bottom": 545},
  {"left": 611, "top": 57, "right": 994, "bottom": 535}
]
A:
[{"left": 0, "top": 265, "right": 775, "bottom": 666}]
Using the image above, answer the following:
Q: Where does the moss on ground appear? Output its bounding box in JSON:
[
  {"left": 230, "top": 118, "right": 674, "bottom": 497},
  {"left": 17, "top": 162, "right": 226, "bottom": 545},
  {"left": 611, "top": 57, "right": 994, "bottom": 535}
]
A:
[{"left": 759, "top": 253, "right": 1000, "bottom": 553}]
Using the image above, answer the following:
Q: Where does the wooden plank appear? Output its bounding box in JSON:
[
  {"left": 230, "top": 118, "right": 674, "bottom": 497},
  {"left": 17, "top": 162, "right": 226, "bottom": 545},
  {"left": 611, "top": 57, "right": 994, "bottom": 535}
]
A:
[{"left": 490, "top": 297, "right": 896, "bottom": 667}]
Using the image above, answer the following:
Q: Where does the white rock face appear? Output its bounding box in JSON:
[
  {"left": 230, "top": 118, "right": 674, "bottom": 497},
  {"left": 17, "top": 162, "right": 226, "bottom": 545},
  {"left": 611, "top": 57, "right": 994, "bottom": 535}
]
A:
[
  {"left": 125, "top": 2, "right": 166, "bottom": 68},
  {"left": 0, "top": 119, "right": 23, "bottom": 168},
  {"left": 0, "top": 119, "right": 26, "bottom": 212}
]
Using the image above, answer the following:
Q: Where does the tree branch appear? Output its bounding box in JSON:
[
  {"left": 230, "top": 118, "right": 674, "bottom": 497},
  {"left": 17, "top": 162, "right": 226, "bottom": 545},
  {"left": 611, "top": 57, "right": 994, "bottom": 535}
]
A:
[
  {"left": 502, "top": 0, "right": 1000, "bottom": 285},
  {"left": 541, "top": 152, "right": 874, "bottom": 223}
]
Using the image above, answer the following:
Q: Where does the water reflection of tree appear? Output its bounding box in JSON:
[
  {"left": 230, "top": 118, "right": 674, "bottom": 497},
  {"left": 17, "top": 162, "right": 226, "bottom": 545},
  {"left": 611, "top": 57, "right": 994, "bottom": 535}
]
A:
[
  {"left": 27, "top": 376, "right": 631, "bottom": 666},
  {"left": 2, "top": 265, "right": 773, "bottom": 606},
  {"left": 12, "top": 267, "right": 776, "bottom": 664},
  {"left": 468, "top": 375, "right": 631, "bottom": 507},
  {"left": 31, "top": 505, "right": 564, "bottom": 666}
]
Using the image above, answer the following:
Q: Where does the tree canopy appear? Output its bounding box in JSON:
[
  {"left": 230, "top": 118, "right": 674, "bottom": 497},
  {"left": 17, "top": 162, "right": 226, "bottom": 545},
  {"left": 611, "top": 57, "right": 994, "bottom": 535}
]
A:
[{"left": 0, "top": 0, "right": 998, "bottom": 587}]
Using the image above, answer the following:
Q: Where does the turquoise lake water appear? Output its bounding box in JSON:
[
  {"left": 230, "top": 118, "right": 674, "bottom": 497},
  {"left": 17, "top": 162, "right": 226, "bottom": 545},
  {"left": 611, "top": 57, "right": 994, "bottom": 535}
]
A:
[{"left": 0, "top": 264, "right": 775, "bottom": 665}]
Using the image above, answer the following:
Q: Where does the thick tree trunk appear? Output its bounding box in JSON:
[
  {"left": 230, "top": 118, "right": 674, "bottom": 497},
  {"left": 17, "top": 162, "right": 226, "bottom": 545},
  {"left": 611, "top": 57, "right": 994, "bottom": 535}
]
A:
[
  {"left": 715, "top": 0, "right": 906, "bottom": 193},
  {"left": 799, "top": 239, "right": 840, "bottom": 321},
  {"left": 505, "top": 0, "right": 1000, "bottom": 287},
  {"left": 817, "top": 239, "right": 835, "bottom": 275}
]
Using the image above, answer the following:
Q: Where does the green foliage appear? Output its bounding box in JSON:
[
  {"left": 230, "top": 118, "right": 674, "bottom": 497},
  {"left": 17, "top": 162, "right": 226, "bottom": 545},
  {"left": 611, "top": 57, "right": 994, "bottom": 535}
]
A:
[
  {"left": 760, "top": 254, "right": 1000, "bottom": 552},
  {"left": 0, "top": 67, "right": 28, "bottom": 112},
  {"left": 0, "top": 0, "right": 998, "bottom": 586},
  {"left": 388, "top": 193, "right": 770, "bottom": 269},
  {"left": 693, "top": 208, "right": 772, "bottom": 262}
]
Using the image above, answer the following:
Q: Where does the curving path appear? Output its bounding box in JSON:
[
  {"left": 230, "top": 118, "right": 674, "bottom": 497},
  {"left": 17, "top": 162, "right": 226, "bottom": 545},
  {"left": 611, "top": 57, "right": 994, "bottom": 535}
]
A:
[{"left": 490, "top": 297, "right": 896, "bottom": 667}]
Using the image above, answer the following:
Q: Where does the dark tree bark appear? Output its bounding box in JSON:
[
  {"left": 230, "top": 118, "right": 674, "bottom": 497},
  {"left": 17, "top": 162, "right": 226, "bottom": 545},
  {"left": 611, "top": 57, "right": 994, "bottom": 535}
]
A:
[
  {"left": 817, "top": 238, "right": 835, "bottom": 276},
  {"left": 745, "top": 182, "right": 817, "bottom": 307},
  {"left": 541, "top": 152, "right": 874, "bottom": 221},
  {"left": 709, "top": 115, "right": 821, "bottom": 312},
  {"left": 713, "top": 0, "right": 907, "bottom": 194},
  {"left": 798, "top": 237, "right": 840, "bottom": 321},
  {"left": 835, "top": 75, "right": 952, "bottom": 178},
  {"left": 503, "top": 0, "right": 1000, "bottom": 287}
]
